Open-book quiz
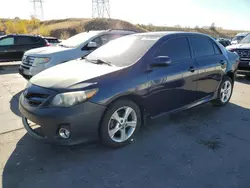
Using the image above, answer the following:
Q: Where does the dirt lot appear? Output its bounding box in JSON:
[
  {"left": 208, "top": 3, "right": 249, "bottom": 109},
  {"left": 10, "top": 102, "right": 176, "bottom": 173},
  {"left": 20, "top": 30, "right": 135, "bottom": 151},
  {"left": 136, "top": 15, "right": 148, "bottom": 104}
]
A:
[{"left": 0, "top": 67, "right": 250, "bottom": 188}]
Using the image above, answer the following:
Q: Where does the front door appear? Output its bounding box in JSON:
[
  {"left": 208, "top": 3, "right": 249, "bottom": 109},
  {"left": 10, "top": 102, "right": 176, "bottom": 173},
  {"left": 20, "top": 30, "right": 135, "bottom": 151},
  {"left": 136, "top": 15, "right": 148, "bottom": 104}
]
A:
[
  {"left": 0, "top": 36, "right": 15, "bottom": 61},
  {"left": 189, "top": 36, "right": 225, "bottom": 99},
  {"left": 146, "top": 37, "right": 199, "bottom": 117}
]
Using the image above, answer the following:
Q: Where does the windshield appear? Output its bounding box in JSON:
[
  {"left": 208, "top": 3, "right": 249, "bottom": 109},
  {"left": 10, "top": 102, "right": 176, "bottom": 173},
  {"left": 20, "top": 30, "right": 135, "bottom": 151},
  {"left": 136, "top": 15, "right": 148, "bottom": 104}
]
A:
[
  {"left": 60, "top": 31, "right": 101, "bottom": 48},
  {"left": 233, "top": 36, "right": 245, "bottom": 41},
  {"left": 240, "top": 34, "right": 250, "bottom": 44},
  {"left": 86, "top": 35, "right": 160, "bottom": 67}
]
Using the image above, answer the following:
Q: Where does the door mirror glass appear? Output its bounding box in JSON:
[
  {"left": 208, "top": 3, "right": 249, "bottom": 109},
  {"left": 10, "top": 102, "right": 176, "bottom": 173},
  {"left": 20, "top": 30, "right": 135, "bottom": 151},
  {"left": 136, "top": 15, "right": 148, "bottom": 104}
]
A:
[
  {"left": 87, "top": 41, "right": 97, "bottom": 49},
  {"left": 151, "top": 56, "right": 171, "bottom": 67}
]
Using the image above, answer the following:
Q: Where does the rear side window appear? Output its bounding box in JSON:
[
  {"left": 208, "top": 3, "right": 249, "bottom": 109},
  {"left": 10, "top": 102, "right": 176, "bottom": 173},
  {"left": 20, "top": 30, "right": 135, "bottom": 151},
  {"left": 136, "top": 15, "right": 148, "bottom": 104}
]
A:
[
  {"left": 155, "top": 37, "right": 191, "bottom": 62},
  {"left": 15, "top": 36, "right": 41, "bottom": 45},
  {"left": 213, "top": 42, "right": 222, "bottom": 54},
  {"left": 190, "top": 37, "right": 215, "bottom": 57},
  {"left": 0, "top": 37, "right": 14, "bottom": 46}
]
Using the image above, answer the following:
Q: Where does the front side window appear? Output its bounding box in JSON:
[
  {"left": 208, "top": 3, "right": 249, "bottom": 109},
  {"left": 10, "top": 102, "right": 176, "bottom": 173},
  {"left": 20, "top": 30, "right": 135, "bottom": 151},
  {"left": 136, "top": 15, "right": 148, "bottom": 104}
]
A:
[
  {"left": 155, "top": 37, "right": 191, "bottom": 62},
  {"left": 0, "top": 37, "right": 14, "bottom": 46},
  {"left": 190, "top": 37, "right": 214, "bottom": 57}
]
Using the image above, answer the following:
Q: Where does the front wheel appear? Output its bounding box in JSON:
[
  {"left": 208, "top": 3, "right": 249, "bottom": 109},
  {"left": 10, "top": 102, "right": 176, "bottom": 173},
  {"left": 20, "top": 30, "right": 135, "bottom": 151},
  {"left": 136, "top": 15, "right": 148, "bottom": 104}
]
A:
[
  {"left": 212, "top": 76, "right": 233, "bottom": 106},
  {"left": 100, "top": 99, "right": 141, "bottom": 148}
]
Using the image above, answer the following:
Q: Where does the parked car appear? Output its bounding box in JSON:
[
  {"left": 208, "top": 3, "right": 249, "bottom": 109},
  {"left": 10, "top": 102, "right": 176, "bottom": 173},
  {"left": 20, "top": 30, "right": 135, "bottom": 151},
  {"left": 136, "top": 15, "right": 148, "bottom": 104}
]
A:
[
  {"left": 227, "top": 33, "right": 250, "bottom": 76},
  {"left": 0, "top": 31, "right": 5, "bottom": 36},
  {"left": 217, "top": 38, "right": 231, "bottom": 47},
  {"left": 0, "top": 34, "right": 50, "bottom": 62},
  {"left": 44, "top": 37, "right": 61, "bottom": 46},
  {"left": 19, "top": 32, "right": 238, "bottom": 148},
  {"left": 231, "top": 32, "right": 248, "bottom": 45},
  {"left": 18, "top": 29, "right": 136, "bottom": 79}
]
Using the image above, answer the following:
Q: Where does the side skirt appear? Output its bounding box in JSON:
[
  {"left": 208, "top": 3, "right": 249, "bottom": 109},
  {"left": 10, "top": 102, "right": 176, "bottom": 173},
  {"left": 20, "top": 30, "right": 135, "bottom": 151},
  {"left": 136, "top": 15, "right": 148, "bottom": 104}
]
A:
[{"left": 150, "top": 95, "right": 216, "bottom": 120}]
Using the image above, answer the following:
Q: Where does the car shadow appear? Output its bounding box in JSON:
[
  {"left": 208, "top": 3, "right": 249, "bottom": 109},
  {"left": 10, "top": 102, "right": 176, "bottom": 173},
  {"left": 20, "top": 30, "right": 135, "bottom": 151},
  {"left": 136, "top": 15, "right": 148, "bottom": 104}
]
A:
[
  {"left": 236, "top": 74, "right": 250, "bottom": 84},
  {"left": 2, "top": 102, "right": 250, "bottom": 188},
  {"left": 0, "top": 67, "right": 19, "bottom": 75},
  {"left": 10, "top": 91, "right": 23, "bottom": 117}
]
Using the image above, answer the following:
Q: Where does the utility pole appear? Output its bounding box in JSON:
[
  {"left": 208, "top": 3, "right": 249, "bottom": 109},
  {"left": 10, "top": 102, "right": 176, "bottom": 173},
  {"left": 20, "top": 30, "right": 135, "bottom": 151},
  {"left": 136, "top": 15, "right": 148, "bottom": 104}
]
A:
[
  {"left": 31, "top": 0, "right": 45, "bottom": 20},
  {"left": 92, "top": 0, "right": 110, "bottom": 18}
]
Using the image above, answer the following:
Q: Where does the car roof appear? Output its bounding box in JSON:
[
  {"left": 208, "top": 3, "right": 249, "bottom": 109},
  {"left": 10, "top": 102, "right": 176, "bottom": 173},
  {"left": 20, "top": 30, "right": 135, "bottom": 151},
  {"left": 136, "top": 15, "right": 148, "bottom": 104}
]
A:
[
  {"left": 2, "top": 34, "right": 43, "bottom": 38},
  {"left": 43, "top": 36, "right": 58, "bottom": 39},
  {"left": 133, "top": 31, "right": 213, "bottom": 38},
  {"left": 87, "top": 29, "right": 136, "bottom": 35}
]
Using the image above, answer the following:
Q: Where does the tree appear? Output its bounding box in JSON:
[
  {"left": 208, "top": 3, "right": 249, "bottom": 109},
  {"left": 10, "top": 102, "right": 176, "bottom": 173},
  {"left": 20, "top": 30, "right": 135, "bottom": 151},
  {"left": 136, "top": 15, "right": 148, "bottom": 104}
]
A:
[
  {"left": 5, "top": 20, "right": 16, "bottom": 34},
  {"left": 210, "top": 22, "right": 216, "bottom": 31},
  {"left": 0, "top": 21, "right": 5, "bottom": 31}
]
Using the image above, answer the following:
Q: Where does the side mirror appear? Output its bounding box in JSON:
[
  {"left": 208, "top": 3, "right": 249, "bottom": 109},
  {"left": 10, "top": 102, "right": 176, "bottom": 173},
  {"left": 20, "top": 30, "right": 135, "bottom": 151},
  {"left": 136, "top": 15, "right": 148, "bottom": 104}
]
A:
[
  {"left": 87, "top": 41, "right": 97, "bottom": 49},
  {"left": 151, "top": 56, "right": 171, "bottom": 67}
]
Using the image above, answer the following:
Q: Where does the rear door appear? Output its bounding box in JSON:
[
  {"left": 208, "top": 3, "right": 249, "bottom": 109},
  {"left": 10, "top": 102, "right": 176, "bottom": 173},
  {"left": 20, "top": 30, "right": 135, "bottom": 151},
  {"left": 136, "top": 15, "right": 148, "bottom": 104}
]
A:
[
  {"left": 146, "top": 36, "right": 199, "bottom": 117},
  {"left": 0, "top": 36, "right": 15, "bottom": 61},
  {"left": 189, "top": 36, "right": 226, "bottom": 99},
  {"left": 14, "top": 36, "right": 45, "bottom": 59}
]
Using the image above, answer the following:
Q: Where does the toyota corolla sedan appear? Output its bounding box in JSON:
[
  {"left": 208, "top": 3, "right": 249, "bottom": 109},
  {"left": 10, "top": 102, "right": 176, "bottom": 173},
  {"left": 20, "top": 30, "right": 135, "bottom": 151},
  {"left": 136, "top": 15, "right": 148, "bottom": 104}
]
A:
[{"left": 19, "top": 32, "right": 239, "bottom": 148}]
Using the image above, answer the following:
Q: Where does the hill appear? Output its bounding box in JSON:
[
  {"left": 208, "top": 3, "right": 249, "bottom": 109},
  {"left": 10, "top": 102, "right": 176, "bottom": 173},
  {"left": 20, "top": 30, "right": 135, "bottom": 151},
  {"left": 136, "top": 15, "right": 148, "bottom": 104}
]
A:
[{"left": 0, "top": 18, "right": 248, "bottom": 39}]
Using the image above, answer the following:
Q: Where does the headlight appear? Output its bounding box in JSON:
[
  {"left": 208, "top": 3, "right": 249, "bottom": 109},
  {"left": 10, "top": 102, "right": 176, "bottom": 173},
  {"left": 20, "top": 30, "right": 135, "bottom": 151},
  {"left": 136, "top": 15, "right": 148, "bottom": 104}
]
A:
[
  {"left": 33, "top": 57, "right": 51, "bottom": 66},
  {"left": 51, "top": 89, "right": 98, "bottom": 107}
]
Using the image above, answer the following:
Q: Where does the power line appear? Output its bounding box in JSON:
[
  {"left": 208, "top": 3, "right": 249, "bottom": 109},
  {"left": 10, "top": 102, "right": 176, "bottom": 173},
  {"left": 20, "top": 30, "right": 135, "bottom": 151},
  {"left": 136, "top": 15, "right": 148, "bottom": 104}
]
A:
[
  {"left": 92, "top": 0, "right": 110, "bottom": 18},
  {"left": 31, "top": 0, "right": 45, "bottom": 20}
]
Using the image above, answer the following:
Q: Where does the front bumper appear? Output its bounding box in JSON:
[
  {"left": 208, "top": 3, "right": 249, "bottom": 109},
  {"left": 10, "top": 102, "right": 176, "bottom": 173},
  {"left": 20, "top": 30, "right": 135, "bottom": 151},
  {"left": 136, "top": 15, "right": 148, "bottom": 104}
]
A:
[
  {"left": 19, "top": 93, "right": 106, "bottom": 145},
  {"left": 19, "top": 63, "right": 47, "bottom": 79},
  {"left": 237, "top": 61, "right": 250, "bottom": 75}
]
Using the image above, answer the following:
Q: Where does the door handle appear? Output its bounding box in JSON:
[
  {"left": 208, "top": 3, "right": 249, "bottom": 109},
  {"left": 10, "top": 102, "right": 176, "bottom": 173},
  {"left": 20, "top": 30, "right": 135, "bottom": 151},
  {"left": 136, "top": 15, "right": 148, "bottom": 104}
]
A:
[
  {"left": 220, "top": 60, "right": 226, "bottom": 65},
  {"left": 189, "top": 66, "right": 196, "bottom": 73}
]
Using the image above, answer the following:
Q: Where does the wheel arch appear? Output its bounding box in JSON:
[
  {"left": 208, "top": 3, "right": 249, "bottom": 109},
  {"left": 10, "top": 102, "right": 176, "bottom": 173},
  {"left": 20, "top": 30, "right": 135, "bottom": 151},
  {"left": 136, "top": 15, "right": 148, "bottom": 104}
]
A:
[
  {"left": 226, "top": 70, "right": 235, "bottom": 83},
  {"left": 98, "top": 94, "right": 147, "bottom": 137}
]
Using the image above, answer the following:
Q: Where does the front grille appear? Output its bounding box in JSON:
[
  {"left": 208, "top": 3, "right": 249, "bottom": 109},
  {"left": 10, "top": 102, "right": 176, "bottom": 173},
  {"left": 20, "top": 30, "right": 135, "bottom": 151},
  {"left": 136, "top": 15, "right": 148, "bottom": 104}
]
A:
[
  {"left": 238, "top": 65, "right": 250, "bottom": 71},
  {"left": 22, "top": 56, "right": 35, "bottom": 67},
  {"left": 24, "top": 91, "right": 50, "bottom": 107},
  {"left": 21, "top": 64, "right": 30, "bottom": 70},
  {"left": 235, "top": 49, "right": 250, "bottom": 60}
]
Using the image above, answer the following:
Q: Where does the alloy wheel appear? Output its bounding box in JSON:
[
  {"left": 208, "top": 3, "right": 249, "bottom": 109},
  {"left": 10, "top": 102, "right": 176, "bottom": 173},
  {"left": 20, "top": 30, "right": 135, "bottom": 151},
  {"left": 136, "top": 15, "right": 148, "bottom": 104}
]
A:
[
  {"left": 220, "top": 80, "right": 232, "bottom": 103},
  {"left": 108, "top": 106, "right": 137, "bottom": 143}
]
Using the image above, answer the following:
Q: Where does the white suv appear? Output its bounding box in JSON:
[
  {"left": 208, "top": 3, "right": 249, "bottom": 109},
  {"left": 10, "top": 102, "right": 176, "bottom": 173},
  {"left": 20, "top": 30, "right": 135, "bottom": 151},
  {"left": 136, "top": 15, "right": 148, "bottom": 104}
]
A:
[{"left": 19, "top": 29, "right": 136, "bottom": 79}]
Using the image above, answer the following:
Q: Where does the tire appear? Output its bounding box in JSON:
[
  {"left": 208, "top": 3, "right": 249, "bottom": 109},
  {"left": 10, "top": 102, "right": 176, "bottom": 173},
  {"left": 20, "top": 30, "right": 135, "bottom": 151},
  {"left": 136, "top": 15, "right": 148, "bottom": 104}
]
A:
[
  {"left": 100, "top": 99, "right": 142, "bottom": 148},
  {"left": 212, "top": 76, "right": 233, "bottom": 106}
]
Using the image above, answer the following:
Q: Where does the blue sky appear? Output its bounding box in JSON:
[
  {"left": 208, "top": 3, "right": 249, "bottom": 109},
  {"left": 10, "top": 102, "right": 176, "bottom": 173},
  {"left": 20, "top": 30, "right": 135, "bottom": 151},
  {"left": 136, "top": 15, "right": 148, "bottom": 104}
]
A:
[{"left": 0, "top": 0, "right": 250, "bottom": 30}]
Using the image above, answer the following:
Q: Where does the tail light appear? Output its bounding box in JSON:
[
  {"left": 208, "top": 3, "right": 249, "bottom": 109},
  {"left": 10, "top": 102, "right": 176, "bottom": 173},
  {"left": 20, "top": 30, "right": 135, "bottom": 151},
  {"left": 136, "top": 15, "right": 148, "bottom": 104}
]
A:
[{"left": 46, "top": 43, "right": 51, "bottom": 46}]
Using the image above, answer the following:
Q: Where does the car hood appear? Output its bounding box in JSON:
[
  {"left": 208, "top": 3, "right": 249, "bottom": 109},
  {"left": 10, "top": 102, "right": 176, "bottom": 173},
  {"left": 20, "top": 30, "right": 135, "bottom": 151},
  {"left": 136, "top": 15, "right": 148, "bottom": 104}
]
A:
[
  {"left": 30, "top": 59, "right": 123, "bottom": 90},
  {"left": 25, "top": 46, "right": 74, "bottom": 56},
  {"left": 226, "top": 43, "right": 250, "bottom": 50}
]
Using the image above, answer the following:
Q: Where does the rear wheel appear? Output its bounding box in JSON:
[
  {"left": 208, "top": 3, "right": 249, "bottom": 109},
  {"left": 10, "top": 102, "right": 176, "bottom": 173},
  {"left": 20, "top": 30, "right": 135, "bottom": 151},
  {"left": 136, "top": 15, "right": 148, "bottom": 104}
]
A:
[
  {"left": 212, "top": 76, "right": 233, "bottom": 106},
  {"left": 100, "top": 99, "right": 141, "bottom": 148}
]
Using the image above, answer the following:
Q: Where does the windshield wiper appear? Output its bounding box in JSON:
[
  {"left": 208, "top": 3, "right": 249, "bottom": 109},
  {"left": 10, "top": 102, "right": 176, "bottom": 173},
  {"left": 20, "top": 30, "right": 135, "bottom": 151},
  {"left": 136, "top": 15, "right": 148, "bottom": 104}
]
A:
[
  {"left": 83, "top": 58, "right": 113, "bottom": 66},
  {"left": 58, "top": 44, "right": 69, "bottom": 48},
  {"left": 95, "top": 59, "right": 112, "bottom": 66}
]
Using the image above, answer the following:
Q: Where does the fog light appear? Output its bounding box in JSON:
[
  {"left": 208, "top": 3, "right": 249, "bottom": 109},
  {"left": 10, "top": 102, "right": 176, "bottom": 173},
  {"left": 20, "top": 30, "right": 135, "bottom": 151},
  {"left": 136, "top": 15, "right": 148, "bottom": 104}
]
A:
[{"left": 59, "top": 128, "right": 70, "bottom": 139}]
